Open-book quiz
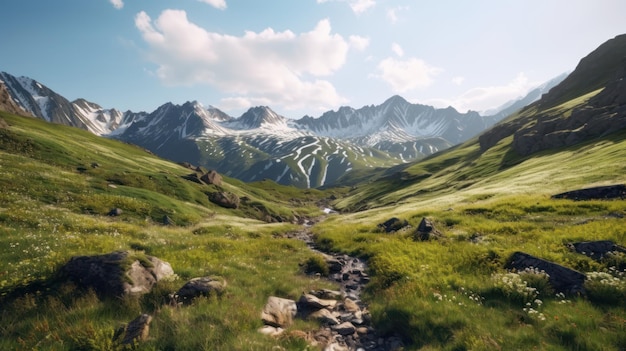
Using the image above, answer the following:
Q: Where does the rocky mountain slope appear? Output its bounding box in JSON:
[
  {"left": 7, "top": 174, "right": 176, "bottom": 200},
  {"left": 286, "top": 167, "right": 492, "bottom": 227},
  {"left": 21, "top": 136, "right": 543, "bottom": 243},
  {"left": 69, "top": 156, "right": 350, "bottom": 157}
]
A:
[
  {"left": 479, "top": 33, "right": 626, "bottom": 156},
  {"left": 0, "top": 72, "right": 144, "bottom": 135}
]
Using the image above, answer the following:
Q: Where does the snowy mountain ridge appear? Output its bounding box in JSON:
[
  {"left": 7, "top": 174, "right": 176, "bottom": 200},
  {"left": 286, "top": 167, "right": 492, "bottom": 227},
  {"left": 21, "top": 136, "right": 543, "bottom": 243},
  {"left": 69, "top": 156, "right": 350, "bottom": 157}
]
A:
[{"left": 0, "top": 70, "right": 566, "bottom": 187}]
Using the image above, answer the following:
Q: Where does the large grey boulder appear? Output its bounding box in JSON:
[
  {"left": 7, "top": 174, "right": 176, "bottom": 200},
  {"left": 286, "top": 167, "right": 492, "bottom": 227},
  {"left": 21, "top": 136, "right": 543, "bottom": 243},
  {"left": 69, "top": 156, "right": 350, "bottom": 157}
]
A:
[{"left": 60, "top": 251, "right": 174, "bottom": 298}]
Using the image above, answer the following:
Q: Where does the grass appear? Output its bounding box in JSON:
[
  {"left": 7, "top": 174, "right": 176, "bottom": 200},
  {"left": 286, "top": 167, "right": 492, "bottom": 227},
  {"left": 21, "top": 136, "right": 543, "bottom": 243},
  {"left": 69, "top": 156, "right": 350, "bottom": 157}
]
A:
[
  {"left": 0, "top": 112, "right": 336, "bottom": 350},
  {"left": 2, "top": 96, "right": 626, "bottom": 350},
  {"left": 314, "top": 194, "right": 626, "bottom": 350}
]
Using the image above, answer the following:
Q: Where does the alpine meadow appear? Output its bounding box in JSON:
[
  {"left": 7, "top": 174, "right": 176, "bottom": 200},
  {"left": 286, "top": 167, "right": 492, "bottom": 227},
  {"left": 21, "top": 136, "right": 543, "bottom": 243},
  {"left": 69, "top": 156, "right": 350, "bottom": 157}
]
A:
[{"left": 1, "top": 7, "right": 626, "bottom": 351}]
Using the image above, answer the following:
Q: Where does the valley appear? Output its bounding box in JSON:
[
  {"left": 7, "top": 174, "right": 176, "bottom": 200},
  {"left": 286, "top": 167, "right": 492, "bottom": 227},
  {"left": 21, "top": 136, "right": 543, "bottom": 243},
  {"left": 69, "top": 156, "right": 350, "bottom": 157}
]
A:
[{"left": 0, "top": 33, "right": 625, "bottom": 350}]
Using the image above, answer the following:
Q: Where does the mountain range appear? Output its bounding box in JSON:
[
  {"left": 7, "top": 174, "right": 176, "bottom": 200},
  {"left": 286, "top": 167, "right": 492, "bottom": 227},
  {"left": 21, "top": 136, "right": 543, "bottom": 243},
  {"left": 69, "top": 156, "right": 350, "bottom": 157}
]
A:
[
  {"left": 0, "top": 68, "right": 563, "bottom": 188},
  {"left": 1, "top": 33, "right": 626, "bottom": 351}
]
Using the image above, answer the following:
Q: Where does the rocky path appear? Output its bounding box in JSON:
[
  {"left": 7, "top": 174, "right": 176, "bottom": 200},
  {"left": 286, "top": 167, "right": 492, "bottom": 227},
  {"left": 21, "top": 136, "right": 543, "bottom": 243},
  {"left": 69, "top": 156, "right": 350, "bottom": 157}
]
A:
[{"left": 280, "top": 226, "right": 404, "bottom": 351}]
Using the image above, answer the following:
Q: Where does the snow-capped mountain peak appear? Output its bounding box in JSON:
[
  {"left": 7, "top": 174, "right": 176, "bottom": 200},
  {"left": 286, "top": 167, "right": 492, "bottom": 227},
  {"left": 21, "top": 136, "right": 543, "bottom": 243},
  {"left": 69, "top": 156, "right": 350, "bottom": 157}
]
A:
[{"left": 234, "top": 106, "right": 288, "bottom": 129}]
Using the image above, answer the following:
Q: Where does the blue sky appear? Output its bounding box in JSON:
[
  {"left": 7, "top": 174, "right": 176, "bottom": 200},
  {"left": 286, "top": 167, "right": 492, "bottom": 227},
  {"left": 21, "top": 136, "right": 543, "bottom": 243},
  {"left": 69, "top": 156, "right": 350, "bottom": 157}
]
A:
[{"left": 1, "top": 0, "right": 625, "bottom": 118}]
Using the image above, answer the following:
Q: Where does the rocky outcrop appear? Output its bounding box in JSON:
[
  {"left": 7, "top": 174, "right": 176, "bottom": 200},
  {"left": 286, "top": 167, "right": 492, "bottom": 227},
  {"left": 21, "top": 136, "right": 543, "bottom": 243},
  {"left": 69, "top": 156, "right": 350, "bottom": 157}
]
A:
[
  {"left": 60, "top": 251, "right": 174, "bottom": 298},
  {"left": 506, "top": 252, "right": 586, "bottom": 294},
  {"left": 208, "top": 191, "right": 240, "bottom": 209},
  {"left": 479, "top": 34, "right": 626, "bottom": 155},
  {"left": 0, "top": 81, "right": 30, "bottom": 116},
  {"left": 552, "top": 184, "right": 626, "bottom": 200}
]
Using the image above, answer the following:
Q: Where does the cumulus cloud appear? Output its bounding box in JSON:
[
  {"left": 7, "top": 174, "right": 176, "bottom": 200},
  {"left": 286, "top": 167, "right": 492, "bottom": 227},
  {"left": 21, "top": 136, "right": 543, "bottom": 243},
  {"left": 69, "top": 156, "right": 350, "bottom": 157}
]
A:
[
  {"left": 427, "top": 73, "right": 538, "bottom": 113},
  {"left": 391, "top": 42, "right": 404, "bottom": 57},
  {"left": 317, "top": 0, "right": 375, "bottom": 14},
  {"left": 135, "top": 10, "right": 355, "bottom": 111},
  {"left": 198, "top": 0, "right": 227, "bottom": 10},
  {"left": 374, "top": 57, "right": 442, "bottom": 92},
  {"left": 109, "top": 0, "right": 123, "bottom": 9},
  {"left": 349, "top": 35, "right": 370, "bottom": 51}
]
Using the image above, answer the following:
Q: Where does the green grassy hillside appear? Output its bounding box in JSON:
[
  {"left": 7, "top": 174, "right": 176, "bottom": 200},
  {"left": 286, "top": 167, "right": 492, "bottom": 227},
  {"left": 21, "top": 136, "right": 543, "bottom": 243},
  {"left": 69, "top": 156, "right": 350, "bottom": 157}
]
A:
[
  {"left": 313, "top": 39, "right": 626, "bottom": 348},
  {"left": 2, "top": 59, "right": 626, "bottom": 350},
  {"left": 314, "top": 114, "right": 626, "bottom": 349},
  {"left": 0, "top": 112, "right": 339, "bottom": 350}
]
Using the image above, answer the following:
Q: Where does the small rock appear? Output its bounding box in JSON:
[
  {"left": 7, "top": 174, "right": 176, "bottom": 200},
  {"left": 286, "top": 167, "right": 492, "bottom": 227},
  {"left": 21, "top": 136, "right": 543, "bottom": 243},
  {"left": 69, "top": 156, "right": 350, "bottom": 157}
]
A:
[
  {"left": 413, "top": 217, "right": 443, "bottom": 241},
  {"left": 298, "top": 293, "right": 337, "bottom": 310},
  {"left": 107, "top": 208, "right": 122, "bottom": 216},
  {"left": 258, "top": 325, "right": 284, "bottom": 337},
  {"left": 356, "top": 327, "right": 369, "bottom": 335},
  {"left": 377, "top": 217, "right": 409, "bottom": 233},
  {"left": 308, "top": 308, "right": 339, "bottom": 325},
  {"left": 310, "top": 289, "right": 344, "bottom": 300},
  {"left": 200, "top": 170, "right": 223, "bottom": 186},
  {"left": 119, "top": 314, "right": 152, "bottom": 345},
  {"left": 325, "top": 343, "right": 349, "bottom": 351},
  {"left": 332, "top": 322, "right": 356, "bottom": 336},
  {"left": 175, "top": 277, "right": 225, "bottom": 304},
  {"left": 568, "top": 240, "right": 626, "bottom": 261},
  {"left": 182, "top": 173, "right": 204, "bottom": 184},
  {"left": 261, "top": 296, "right": 297, "bottom": 328},
  {"left": 162, "top": 215, "right": 174, "bottom": 225},
  {"left": 342, "top": 298, "right": 360, "bottom": 313}
]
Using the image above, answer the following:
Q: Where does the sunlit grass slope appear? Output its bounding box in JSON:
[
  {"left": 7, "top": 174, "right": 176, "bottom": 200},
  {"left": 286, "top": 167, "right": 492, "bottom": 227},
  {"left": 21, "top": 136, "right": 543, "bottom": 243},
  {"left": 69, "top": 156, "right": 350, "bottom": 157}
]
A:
[
  {"left": 334, "top": 88, "right": 626, "bottom": 213},
  {"left": 313, "top": 81, "right": 626, "bottom": 349},
  {"left": 314, "top": 127, "right": 626, "bottom": 349},
  {"left": 0, "top": 112, "right": 338, "bottom": 350}
]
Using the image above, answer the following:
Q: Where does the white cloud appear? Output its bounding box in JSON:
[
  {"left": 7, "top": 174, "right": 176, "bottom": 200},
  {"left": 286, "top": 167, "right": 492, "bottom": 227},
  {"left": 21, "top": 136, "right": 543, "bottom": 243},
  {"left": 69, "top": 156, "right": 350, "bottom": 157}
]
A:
[
  {"left": 349, "top": 35, "right": 369, "bottom": 51},
  {"left": 427, "top": 73, "right": 538, "bottom": 113},
  {"left": 391, "top": 42, "right": 404, "bottom": 57},
  {"left": 374, "top": 57, "right": 442, "bottom": 92},
  {"left": 317, "top": 0, "right": 375, "bottom": 14},
  {"left": 135, "top": 10, "right": 353, "bottom": 111},
  {"left": 109, "top": 0, "right": 123, "bottom": 10},
  {"left": 198, "top": 0, "right": 227, "bottom": 10},
  {"left": 386, "top": 6, "right": 408, "bottom": 23}
]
